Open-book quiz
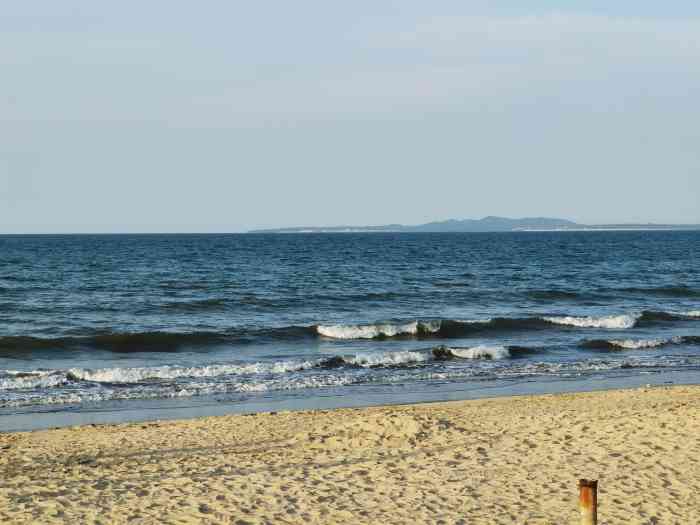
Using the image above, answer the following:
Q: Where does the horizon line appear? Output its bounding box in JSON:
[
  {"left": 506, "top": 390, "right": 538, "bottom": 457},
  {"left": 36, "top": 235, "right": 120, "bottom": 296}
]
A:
[
  {"left": 3, "top": 216, "right": 700, "bottom": 236},
  {"left": 3, "top": 225, "right": 700, "bottom": 236}
]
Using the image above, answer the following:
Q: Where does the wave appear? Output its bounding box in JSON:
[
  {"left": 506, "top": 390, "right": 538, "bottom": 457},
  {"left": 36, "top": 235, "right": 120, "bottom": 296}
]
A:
[
  {"left": 581, "top": 338, "right": 678, "bottom": 350},
  {"left": 0, "top": 371, "right": 69, "bottom": 391},
  {"left": 1, "top": 360, "right": 319, "bottom": 390},
  {"left": 319, "top": 345, "right": 530, "bottom": 368},
  {"left": 1, "top": 344, "right": 541, "bottom": 391},
  {"left": 438, "top": 317, "right": 552, "bottom": 336},
  {"left": 339, "top": 350, "right": 433, "bottom": 367},
  {"left": 8, "top": 352, "right": 700, "bottom": 409},
  {"left": 581, "top": 335, "right": 700, "bottom": 351},
  {"left": 637, "top": 310, "right": 700, "bottom": 324},
  {"left": 316, "top": 311, "right": 688, "bottom": 341},
  {"left": 0, "top": 326, "right": 317, "bottom": 353},
  {"left": 552, "top": 310, "right": 700, "bottom": 329},
  {"left": 316, "top": 321, "right": 441, "bottom": 339},
  {"left": 66, "top": 360, "right": 315, "bottom": 384},
  {"left": 1, "top": 309, "right": 695, "bottom": 354},
  {"left": 0, "top": 332, "right": 229, "bottom": 353},
  {"left": 316, "top": 318, "right": 556, "bottom": 340},
  {"left": 542, "top": 314, "right": 639, "bottom": 329},
  {"left": 437, "top": 345, "right": 511, "bottom": 360},
  {"left": 0, "top": 374, "right": 366, "bottom": 408}
]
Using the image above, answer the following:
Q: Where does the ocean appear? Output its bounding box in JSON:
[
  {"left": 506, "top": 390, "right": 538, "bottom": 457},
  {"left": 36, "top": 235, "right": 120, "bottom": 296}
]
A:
[{"left": 1, "top": 231, "right": 699, "bottom": 431}]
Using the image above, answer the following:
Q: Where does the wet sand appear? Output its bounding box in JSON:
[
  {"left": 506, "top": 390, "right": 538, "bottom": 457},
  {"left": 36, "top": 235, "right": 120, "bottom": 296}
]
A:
[{"left": 1, "top": 385, "right": 699, "bottom": 524}]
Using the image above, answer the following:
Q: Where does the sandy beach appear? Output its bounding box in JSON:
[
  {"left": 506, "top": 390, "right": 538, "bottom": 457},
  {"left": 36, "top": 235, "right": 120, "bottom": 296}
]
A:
[{"left": 1, "top": 385, "right": 699, "bottom": 524}]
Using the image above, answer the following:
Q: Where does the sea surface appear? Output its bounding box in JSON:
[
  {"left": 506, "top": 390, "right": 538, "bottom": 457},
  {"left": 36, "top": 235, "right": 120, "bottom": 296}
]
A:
[{"left": 1, "top": 231, "right": 699, "bottom": 431}]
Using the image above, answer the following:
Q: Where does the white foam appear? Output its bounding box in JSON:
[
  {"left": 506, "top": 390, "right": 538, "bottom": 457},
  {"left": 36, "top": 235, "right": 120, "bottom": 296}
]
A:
[
  {"left": 0, "top": 373, "right": 363, "bottom": 408},
  {"left": 6, "top": 351, "right": 700, "bottom": 409},
  {"left": 543, "top": 314, "right": 638, "bottom": 329},
  {"left": 607, "top": 337, "right": 680, "bottom": 350},
  {"left": 0, "top": 371, "right": 67, "bottom": 391},
  {"left": 270, "top": 374, "right": 358, "bottom": 391},
  {"left": 448, "top": 345, "right": 511, "bottom": 360},
  {"left": 346, "top": 351, "right": 431, "bottom": 367},
  {"left": 67, "top": 360, "right": 314, "bottom": 384},
  {"left": 316, "top": 321, "right": 440, "bottom": 339},
  {"left": 682, "top": 310, "right": 700, "bottom": 318}
]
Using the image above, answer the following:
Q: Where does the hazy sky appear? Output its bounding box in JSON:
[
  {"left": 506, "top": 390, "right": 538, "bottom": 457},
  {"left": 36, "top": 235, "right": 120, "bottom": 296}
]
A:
[{"left": 2, "top": 1, "right": 699, "bottom": 233}]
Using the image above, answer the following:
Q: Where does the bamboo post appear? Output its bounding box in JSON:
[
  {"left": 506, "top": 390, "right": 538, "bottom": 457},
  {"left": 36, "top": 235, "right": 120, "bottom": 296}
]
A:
[{"left": 578, "top": 479, "right": 598, "bottom": 525}]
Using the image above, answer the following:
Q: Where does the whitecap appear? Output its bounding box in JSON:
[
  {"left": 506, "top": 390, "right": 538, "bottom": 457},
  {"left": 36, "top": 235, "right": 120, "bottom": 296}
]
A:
[
  {"left": 542, "top": 314, "right": 638, "bottom": 329},
  {"left": 316, "top": 321, "right": 440, "bottom": 339},
  {"left": 0, "top": 370, "right": 68, "bottom": 391},
  {"left": 345, "top": 351, "right": 431, "bottom": 367},
  {"left": 447, "top": 345, "right": 511, "bottom": 360},
  {"left": 606, "top": 337, "right": 680, "bottom": 350},
  {"left": 67, "top": 360, "right": 315, "bottom": 384}
]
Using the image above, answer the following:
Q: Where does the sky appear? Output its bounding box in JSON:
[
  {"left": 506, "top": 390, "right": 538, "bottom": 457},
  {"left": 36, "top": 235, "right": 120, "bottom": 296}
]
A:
[{"left": 1, "top": 1, "right": 699, "bottom": 233}]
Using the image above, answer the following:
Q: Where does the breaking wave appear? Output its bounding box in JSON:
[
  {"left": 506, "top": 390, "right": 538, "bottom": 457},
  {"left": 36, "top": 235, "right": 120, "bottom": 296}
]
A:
[
  {"left": 316, "top": 312, "right": 676, "bottom": 341},
  {"left": 316, "top": 318, "right": 554, "bottom": 340},
  {"left": 542, "top": 314, "right": 639, "bottom": 329},
  {"left": 1, "top": 309, "right": 696, "bottom": 354},
  {"left": 319, "top": 345, "right": 530, "bottom": 368},
  {"left": 0, "top": 344, "right": 540, "bottom": 392},
  {"left": 0, "top": 371, "right": 69, "bottom": 391},
  {"left": 65, "top": 360, "right": 316, "bottom": 384},
  {"left": 581, "top": 335, "right": 700, "bottom": 351},
  {"left": 316, "top": 321, "right": 441, "bottom": 339},
  {"left": 438, "top": 345, "right": 511, "bottom": 360},
  {"left": 5, "top": 351, "right": 700, "bottom": 409},
  {"left": 316, "top": 310, "right": 700, "bottom": 340}
]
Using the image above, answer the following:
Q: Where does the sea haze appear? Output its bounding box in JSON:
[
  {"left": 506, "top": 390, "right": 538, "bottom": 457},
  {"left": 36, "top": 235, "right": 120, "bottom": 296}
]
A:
[{"left": 0, "top": 231, "right": 699, "bottom": 430}]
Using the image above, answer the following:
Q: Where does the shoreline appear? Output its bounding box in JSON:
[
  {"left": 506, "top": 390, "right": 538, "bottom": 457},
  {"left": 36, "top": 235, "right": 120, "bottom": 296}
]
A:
[
  {"left": 3, "top": 369, "right": 699, "bottom": 433},
  {"left": 2, "top": 385, "right": 699, "bottom": 523}
]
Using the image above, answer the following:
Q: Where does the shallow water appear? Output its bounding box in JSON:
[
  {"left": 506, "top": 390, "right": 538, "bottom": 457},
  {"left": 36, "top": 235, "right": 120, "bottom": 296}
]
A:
[{"left": 1, "top": 231, "right": 699, "bottom": 430}]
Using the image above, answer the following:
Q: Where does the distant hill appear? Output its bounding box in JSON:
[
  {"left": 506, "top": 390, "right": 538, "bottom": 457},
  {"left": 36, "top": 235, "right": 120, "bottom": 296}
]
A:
[
  {"left": 249, "top": 217, "right": 700, "bottom": 233},
  {"left": 408, "top": 216, "right": 578, "bottom": 232}
]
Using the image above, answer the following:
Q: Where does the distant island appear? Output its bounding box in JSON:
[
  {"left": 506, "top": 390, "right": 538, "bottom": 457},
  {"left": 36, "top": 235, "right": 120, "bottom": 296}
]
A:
[{"left": 249, "top": 216, "right": 700, "bottom": 233}]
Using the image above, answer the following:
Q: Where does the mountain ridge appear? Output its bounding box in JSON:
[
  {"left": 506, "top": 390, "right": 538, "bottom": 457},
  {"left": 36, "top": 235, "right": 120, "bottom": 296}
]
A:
[{"left": 249, "top": 217, "right": 700, "bottom": 233}]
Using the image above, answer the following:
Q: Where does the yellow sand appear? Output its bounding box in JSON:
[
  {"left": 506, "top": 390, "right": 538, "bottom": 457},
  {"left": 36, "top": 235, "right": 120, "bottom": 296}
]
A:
[{"left": 1, "top": 385, "right": 699, "bottom": 524}]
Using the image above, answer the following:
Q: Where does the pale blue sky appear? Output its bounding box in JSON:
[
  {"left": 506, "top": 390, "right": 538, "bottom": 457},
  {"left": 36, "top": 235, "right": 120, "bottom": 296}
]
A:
[{"left": 2, "top": 1, "right": 699, "bottom": 233}]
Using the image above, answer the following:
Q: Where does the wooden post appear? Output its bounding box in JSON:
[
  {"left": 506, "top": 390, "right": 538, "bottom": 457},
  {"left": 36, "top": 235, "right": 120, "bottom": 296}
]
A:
[{"left": 578, "top": 479, "right": 598, "bottom": 525}]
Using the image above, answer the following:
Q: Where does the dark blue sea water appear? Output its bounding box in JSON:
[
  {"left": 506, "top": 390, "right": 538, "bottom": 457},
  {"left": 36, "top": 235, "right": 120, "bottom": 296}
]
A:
[{"left": 1, "top": 232, "right": 699, "bottom": 431}]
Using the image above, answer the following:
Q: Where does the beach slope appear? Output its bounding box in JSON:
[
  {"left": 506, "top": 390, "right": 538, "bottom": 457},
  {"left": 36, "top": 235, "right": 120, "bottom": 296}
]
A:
[{"left": 1, "top": 386, "right": 699, "bottom": 524}]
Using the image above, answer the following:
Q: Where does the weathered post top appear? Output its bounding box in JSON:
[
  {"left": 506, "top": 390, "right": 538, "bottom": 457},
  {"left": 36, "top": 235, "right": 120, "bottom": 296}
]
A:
[{"left": 578, "top": 479, "right": 598, "bottom": 525}]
